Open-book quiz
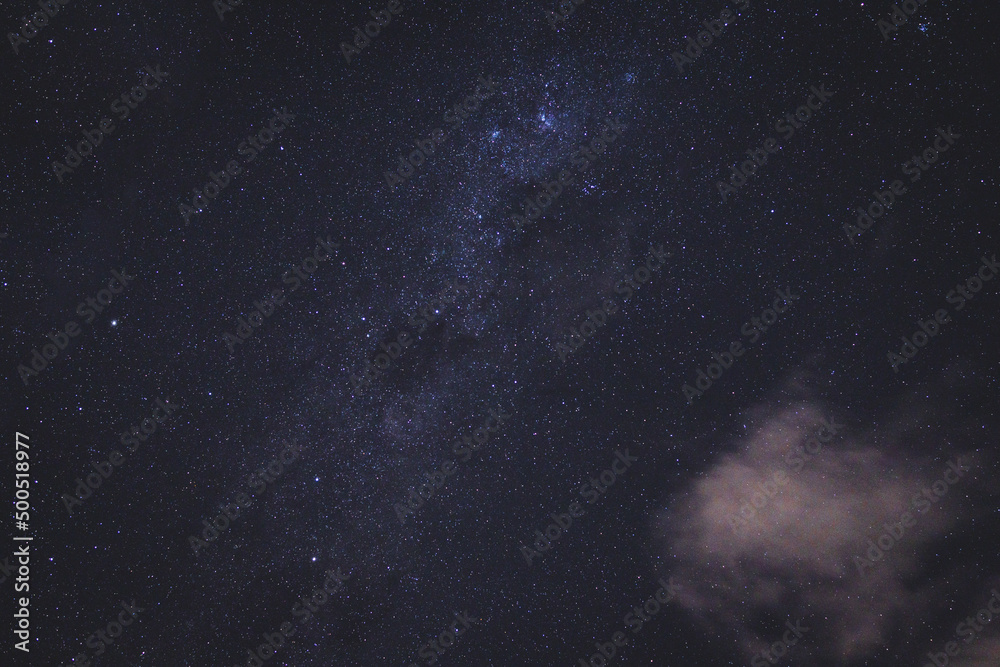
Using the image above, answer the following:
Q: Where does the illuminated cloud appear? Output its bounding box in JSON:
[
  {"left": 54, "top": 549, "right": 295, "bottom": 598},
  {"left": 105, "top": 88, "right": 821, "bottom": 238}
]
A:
[{"left": 655, "top": 380, "right": 994, "bottom": 664}]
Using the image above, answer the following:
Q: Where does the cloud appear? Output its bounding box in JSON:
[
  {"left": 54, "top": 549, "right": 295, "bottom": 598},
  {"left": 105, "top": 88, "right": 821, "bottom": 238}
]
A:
[{"left": 654, "top": 380, "right": 995, "bottom": 665}]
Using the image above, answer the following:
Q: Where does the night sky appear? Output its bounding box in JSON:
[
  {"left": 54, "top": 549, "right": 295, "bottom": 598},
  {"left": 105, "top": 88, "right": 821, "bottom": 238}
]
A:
[{"left": 3, "top": 0, "right": 1000, "bottom": 666}]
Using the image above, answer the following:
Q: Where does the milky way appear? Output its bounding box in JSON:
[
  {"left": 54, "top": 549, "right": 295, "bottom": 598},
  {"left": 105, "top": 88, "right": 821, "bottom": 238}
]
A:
[{"left": 3, "top": 1, "right": 1000, "bottom": 666}]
